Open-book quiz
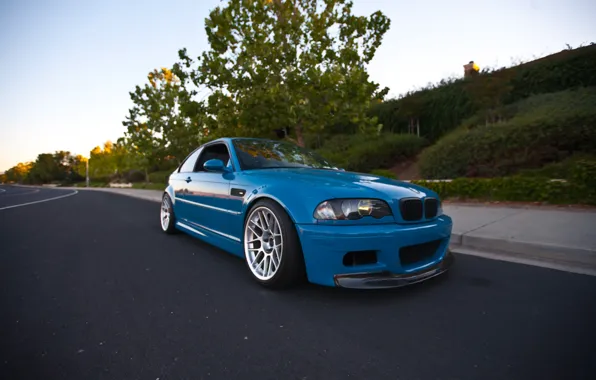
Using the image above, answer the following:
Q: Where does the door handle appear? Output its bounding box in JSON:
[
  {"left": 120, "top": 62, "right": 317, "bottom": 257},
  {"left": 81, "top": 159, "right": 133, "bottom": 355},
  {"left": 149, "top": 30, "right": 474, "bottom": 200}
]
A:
[{"left": 185, "top": 177, "right": 192, "bottom": 183}]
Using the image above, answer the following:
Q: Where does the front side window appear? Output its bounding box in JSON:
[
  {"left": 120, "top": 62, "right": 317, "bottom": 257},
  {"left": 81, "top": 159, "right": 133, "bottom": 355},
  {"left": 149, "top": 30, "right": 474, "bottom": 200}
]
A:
[
  {"left": 179, "top": 149, "right": 201, "bottom": 173},
  {"left": 232, "top": 139, "right": 336, "bottom": 171}
]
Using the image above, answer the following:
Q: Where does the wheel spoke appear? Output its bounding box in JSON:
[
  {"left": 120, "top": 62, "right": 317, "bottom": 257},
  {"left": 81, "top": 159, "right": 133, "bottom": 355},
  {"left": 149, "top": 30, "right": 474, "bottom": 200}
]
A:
[
  {"left": 266, "top": 212, "right": 273, "bottom": 231},
  {"left": 262, "top": 255, "right": 269, "bottom": 276},
  {"left": 258, "top": 211, "right": 268, "bottom": 231},
  {"left": 271, "top": 252, "right": 279, "bottom": 269},
  {"left": 247, "top": 224, "right": 261, "bottom": 237},
  {"left": 251, "top": 250, "right": 263, "bottom": 268},
  {"left": 267, "top": 255, "right": 273, "bottom": 277}
]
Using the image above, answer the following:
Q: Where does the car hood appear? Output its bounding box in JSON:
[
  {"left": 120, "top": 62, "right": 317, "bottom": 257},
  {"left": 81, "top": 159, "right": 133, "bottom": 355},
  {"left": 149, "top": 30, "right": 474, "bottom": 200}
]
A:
[{"left": 241, "top": 168, "right": 436, "bottom": 201}]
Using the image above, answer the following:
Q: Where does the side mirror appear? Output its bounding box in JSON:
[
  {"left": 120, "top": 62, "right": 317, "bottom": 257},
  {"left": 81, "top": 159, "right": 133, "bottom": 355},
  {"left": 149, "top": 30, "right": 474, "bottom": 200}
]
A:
[{"left": 203, "top": 158, "right": 229, "bottom": 172}]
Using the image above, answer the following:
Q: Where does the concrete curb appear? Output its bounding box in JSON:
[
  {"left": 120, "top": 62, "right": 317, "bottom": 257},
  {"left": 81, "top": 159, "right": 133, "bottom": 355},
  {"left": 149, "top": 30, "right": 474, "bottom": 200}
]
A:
[{"left": 449, "top": 233, "right": 596, "bottom": 275}]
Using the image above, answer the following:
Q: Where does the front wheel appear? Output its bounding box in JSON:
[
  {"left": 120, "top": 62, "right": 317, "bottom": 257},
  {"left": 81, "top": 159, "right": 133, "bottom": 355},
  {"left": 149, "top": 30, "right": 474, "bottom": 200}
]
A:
[
  {"left": 160, "top": 193, "right": 177, "bottom": 234},
  {"left": 243, "top": 199, "right": 305, "bottom": 289}
]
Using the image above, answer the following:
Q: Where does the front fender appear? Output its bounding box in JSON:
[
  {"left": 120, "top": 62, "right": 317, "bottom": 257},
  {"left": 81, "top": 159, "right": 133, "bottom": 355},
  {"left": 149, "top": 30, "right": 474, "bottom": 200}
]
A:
[
  {"left": 241, "top": 183, "right": 333, "bottom": 224},
  {"left": 165, "top": 184, "right": 176, "bottom": 204}
]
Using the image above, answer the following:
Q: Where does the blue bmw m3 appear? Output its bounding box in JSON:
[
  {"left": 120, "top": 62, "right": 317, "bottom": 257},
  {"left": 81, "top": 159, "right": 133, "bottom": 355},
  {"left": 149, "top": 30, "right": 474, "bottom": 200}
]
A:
[{"left": 160, "top": 137, "right": 454, "bottom": 289}]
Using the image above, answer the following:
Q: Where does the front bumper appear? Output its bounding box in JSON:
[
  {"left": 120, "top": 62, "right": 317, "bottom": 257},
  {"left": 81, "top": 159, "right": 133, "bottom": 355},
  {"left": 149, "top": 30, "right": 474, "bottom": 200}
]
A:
[
  {"left": 295, "top": 215, "right": 453, "bottom": 287},
  {"left": 334, "top": 251, "right": 454, "bottom": 289}
]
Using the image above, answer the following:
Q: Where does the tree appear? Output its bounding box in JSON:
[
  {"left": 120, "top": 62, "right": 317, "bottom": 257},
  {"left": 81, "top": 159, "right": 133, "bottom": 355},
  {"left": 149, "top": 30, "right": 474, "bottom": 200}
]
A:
[
  {"left": 87, "top": 141, "right": 132, "bottom": 179},
  {"left": 185, "top": 0, "right": 391, "bottom": 146},
  {"left": 4, "top": 162, "right": 33, "bottom": 183},
  {"left": 123, "top": 67, "right": 207, "bottom": 168},
  {"left": 464, "top": 69, "right": 514, "bottom": 126},
  {"left": 396, "top": 92, "right": 425, "bottom": 136},
  {"left": 72, "top": 155, "right": 88, "bottom": 179},
  {"left": 22, "top": 151, "right": 83, "bottom": 184}
]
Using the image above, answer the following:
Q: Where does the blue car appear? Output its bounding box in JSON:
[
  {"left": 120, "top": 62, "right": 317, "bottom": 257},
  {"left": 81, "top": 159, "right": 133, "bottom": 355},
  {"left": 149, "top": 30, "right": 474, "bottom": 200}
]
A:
[{"left": 160, "top": 137, "right": 454, "bottom": 289}]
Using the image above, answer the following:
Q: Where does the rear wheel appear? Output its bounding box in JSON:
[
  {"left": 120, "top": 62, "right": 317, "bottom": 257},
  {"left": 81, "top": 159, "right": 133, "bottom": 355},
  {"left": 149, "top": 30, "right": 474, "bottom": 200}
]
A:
[
  {"left": 243, "top": 199, "right": 305, "bottom": 289},
  {"left": 160, "top": 193, "right": 177, "bottom": 234}
]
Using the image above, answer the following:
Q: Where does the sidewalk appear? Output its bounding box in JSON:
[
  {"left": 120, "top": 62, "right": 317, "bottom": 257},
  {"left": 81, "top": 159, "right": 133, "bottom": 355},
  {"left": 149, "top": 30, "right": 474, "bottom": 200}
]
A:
[
  {"left": 445, "top": 204, "right": 596, "bottom": 275},
  {"left": 60, "top": 187, "right": 596, "bottom": 275}
]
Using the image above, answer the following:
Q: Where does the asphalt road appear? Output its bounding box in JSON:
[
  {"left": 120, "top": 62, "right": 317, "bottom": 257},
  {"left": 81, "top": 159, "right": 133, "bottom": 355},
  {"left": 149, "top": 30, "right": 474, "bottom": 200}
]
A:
[{"left": 1, "top": 185, "right": 596, "bottom": 380}]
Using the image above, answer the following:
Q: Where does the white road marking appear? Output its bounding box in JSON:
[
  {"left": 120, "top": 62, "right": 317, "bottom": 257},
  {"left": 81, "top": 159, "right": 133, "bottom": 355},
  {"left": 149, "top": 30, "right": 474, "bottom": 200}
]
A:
[{"left": 0, "top": 190, "right": 78, "bottom": 211}]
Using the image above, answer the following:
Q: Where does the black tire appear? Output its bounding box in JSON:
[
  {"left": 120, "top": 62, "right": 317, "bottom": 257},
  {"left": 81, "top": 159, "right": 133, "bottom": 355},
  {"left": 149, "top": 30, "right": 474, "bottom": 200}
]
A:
[
  {"left": 243, "top": 199, "right": 306, "bottom": 289},
  {"left": 160, "top": 193, "right": 177, "bottom": 234}
]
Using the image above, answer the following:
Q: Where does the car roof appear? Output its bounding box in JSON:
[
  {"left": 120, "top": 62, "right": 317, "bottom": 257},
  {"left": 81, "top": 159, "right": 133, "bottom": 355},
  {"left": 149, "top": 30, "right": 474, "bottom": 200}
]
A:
[{"left": 212, "top": 137, "right": 287, "bottom": 144}]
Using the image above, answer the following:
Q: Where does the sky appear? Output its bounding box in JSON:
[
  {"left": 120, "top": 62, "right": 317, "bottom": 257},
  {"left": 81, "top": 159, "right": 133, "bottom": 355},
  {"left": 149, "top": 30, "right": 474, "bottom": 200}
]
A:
[{"left": 1, "top": 0, "right": 595, "bottom": 172}]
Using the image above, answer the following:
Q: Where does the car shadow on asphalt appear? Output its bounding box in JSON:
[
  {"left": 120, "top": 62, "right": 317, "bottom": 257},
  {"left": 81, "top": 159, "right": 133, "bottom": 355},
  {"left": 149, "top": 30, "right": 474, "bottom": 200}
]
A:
[{"left": 173, "top": 230, "right": 454, "bottom": 304}]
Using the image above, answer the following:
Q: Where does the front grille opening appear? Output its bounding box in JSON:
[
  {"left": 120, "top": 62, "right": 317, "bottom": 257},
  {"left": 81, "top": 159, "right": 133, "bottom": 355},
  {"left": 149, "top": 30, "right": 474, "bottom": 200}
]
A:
[
  {"left": 400, "top": 198, "right": 423, "bottom": 221},
  {"left": 399, "top": 239, "right": 442, "bottom": 266},
  {"left": 343, "top": 250, "right": 377, "bottom": 266},
  {"left": 424, "top": 198, "right": 439, "bottom": 219}
]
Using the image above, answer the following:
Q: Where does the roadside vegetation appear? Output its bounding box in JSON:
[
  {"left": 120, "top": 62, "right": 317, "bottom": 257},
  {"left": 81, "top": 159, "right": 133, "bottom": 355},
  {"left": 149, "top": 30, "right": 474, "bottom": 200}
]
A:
[
  {"left": 418, "top": 87, "right": 596, "bottom": 179},
  {"left": 2, "top": 0, "right": 595, "bottom": 205}
]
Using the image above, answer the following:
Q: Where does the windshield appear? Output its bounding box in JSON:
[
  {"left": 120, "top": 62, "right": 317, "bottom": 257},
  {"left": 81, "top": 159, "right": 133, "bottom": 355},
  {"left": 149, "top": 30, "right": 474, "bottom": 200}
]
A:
[{"left": 232, "top": 139, "right": 337, "bottom": 171}]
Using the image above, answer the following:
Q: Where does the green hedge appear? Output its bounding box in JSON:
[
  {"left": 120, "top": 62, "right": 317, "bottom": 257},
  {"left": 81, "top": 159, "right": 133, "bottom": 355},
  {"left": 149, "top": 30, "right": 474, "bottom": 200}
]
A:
[
  {"left": 419, "top": 87, "right": 596, "bottom": 179},
  {"left": 413, "top": 177, "right": 596, "bottom": 206},
  {"left": 317, "top": 133, "right": 427, "bottom": 173}
]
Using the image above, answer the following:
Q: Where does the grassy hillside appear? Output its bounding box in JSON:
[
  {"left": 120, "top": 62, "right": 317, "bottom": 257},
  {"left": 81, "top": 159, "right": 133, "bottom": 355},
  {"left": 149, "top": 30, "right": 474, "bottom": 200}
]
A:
[{"left": 418, "top": 87, "right": 596, "bottom": 179}]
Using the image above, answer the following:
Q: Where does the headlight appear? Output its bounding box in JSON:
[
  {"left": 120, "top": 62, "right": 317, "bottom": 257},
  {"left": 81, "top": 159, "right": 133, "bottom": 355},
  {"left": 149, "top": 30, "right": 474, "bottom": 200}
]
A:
[{"left": 314, "top": 199, "right": 392, "bottom": 220}]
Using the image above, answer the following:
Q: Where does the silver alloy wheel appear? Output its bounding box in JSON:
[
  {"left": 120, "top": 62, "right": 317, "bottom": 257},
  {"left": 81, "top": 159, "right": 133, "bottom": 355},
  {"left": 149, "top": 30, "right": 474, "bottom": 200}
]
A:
[
  {"left": 244, "top": 206, "right": 284, "bottom": 281},
  {"left": 160, "top": 197, "right": 171, "bottom": 231}
]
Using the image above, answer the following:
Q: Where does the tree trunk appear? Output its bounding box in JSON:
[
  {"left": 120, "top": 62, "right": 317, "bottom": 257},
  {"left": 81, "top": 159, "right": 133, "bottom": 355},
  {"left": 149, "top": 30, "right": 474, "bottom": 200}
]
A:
[
  {"left": 416, "top": 118, "right": 420, "bottom": 137},
  {"left": 145, "top": 168, "right": 149, "bottom": 183},
  {"left": 295, "top": 123, "right": 305, "bottom": 147}
]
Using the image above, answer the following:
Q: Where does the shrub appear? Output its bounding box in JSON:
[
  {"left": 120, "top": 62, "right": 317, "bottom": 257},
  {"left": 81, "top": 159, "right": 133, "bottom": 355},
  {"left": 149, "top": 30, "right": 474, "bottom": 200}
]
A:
[
  {"left": 90, "top": 176, "right": 110, "bottom": 184},
  {"left": 132, "top": 183, "right": 167, "bottom": 190},
  {"left": 317, "top": 133, "right": 427, "bottom": 173},
  {"left": 519, "top": 154, "right": 596, "bottom": 179},
  {"left": 419, "top": 87, "right": 596, "bottom": 179},
  {"left": 569, "top": 159, "right": 596, "bottom": 191},
  {"left": 149, "top": 170, "right": 173, "bottom": 184},
  {"left": 412, "top": 175, "right": 596, "bottom": 205},
  {"left": 124, "top": 170, "right": 146, "bottom": 183},
  {"left": 370, "top": 169, "right": 397, "bottom": 179}
]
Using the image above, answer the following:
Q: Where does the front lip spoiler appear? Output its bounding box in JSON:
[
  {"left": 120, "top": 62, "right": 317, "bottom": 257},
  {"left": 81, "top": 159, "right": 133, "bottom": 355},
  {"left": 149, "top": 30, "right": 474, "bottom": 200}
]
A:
[{"left": 333, "top": 251, "right": 454, "bottom": 289}]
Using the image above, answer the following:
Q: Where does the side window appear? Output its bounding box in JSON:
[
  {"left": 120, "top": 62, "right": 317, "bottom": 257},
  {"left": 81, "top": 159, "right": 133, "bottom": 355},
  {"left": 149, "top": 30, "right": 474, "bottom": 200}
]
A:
[
  {"left": 179, "top": 149, "right": 201, "bottom": 173},
  {"left": 194, "top": 143, "right": 232, "bottom": 172}
]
